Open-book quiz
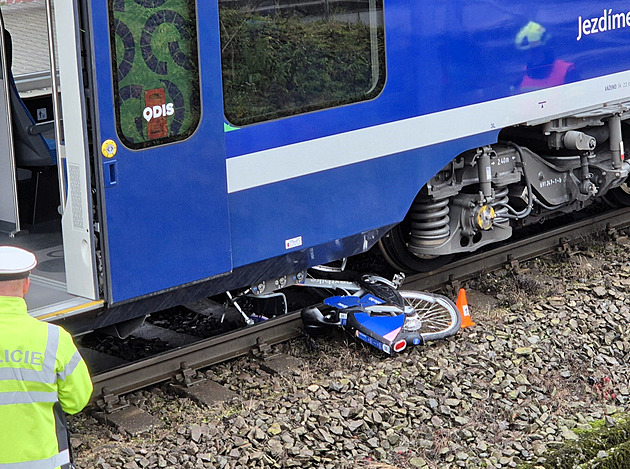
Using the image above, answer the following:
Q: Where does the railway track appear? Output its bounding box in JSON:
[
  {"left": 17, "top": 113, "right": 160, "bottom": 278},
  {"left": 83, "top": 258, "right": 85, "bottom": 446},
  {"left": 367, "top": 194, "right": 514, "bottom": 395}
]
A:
[
  {"left": 404, "top": 205, "right": 630, "bottom": 291},
  {"left": 89, "top": 206, "right": 630, "bottom": 404}
]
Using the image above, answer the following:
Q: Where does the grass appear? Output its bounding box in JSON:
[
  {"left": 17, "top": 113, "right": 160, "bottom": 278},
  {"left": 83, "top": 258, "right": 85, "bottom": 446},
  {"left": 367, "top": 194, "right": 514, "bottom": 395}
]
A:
[{"left": 519, "top": 415, "right": 630, "bottom": 468}]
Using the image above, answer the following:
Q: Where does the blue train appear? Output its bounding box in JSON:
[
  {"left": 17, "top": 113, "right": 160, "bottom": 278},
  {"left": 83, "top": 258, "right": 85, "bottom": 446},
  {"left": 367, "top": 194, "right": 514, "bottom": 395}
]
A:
[{"left": 1, "top": 0, "right": 629, "bottom": 333}]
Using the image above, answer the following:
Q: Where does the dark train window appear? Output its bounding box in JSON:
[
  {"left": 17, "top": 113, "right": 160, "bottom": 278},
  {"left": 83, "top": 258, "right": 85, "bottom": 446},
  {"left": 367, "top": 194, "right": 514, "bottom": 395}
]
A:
[
  {"left": 109, "top": 0, "right": 201, "bottom": 149},
  {"left": 219, "top": 0, "right": 385, "bottom": 126}
]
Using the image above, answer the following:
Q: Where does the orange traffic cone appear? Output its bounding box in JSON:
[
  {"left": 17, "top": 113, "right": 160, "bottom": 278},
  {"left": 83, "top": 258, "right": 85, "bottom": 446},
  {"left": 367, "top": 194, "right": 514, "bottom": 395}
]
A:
[{"left": 456, "top": 288, "right": 475, "bottom": 328}]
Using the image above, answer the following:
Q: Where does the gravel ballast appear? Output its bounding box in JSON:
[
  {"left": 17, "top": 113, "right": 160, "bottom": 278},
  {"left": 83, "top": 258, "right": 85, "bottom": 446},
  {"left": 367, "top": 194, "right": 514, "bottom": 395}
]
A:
[{"left": 70, "top": 231, "right": 630, "bottom": 468}]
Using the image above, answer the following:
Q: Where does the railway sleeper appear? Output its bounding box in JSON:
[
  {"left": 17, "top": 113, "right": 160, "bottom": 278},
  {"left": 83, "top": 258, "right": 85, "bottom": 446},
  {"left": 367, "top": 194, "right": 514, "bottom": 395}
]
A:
[
  {"left": 92, "top": 352, "right": 300, "bottom": 435},
  {"left": 93, "top": 403, "right": 166, "bottom": 437}
]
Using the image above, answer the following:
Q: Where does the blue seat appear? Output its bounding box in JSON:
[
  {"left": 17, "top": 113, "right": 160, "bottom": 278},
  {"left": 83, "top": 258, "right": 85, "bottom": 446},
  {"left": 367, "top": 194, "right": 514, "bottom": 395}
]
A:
[
  {"left": 3, "top": 25, "right": 57, "bottom": 225},
  {"left": 9, "top": 76, "right": 57, "bottom": 166},
  {"left": 4, "top": 28, "right": 56, "bottom": 168}
]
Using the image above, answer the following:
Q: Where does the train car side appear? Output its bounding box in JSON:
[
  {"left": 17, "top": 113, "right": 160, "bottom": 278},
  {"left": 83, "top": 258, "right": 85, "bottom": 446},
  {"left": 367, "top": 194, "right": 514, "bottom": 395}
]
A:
[
  {"left": 223, "top": 0, "right": 630, "bottom": 272},
  {"left": 67, "top": 0, "right": 630, "bottom": 326},
  {"left": 3, "top": 0, "right": 630, "bottom": 332}
]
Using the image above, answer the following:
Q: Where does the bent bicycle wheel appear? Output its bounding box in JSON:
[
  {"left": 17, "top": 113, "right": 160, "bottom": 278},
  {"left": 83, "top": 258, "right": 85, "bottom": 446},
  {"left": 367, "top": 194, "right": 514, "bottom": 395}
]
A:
[{"left": 399, "top": 290, "right": 461, "bottom": 342}]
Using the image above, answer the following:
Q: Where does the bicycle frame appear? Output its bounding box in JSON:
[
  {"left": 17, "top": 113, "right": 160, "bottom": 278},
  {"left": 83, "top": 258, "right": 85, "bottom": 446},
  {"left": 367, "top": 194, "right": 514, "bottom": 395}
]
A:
[{"left": 300, "top": 273, "right": 461, "bottom": 354}]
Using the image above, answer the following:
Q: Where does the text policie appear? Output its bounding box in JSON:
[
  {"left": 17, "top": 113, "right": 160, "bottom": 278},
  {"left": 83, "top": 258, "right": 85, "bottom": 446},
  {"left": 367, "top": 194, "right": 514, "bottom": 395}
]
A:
[
  {"left": 577, "top": 9, "right": 630, "bottom": 41},
  {"left": 0, "top": 348, "right": 43, "bottom": 366}
]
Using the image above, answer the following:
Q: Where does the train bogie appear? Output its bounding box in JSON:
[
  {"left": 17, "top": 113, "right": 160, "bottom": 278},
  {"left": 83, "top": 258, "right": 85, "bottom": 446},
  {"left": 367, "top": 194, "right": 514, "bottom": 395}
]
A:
[{"left": 394, "top": 115, "right": 630, "bottom": 263}]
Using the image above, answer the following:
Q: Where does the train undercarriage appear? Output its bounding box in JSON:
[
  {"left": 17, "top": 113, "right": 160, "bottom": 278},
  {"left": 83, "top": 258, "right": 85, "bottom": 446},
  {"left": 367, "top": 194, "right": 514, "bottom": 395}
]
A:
[{"left": 380, "top": 105, "right": 630, "bottom": 273}]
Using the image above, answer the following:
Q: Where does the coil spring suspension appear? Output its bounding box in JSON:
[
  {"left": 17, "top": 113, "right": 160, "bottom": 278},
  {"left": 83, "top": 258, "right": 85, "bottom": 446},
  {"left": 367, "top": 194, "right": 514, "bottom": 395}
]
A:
[
  {"left": 409, "top": 195, "right": 450, "bottom": 251},
  {"left": 492, "top": 186, "right": 509, "bottom": 224}
]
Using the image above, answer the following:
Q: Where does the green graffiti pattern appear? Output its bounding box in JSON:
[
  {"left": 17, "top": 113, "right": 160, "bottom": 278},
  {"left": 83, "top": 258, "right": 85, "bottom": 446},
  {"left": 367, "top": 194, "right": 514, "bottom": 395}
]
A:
[{"left": 110, "top": 0, "right": 200, "bottom": 148}]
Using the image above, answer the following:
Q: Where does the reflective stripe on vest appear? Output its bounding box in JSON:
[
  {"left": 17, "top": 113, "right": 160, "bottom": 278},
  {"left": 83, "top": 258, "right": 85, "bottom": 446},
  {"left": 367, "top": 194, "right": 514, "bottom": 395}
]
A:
[
  {"left": 57, "top": 350, "right": 82, "bottom": 382},
  {"left": 0, "top": 449, "right": 69, "bottom": 469},
  {"left": 0, "top": 391, "right": 58, "bottom": 405},
  {"left": 42, "top": 324, "right": 59, "bottom": 379},
  {"left": 0, "top": 324, "right": 59, "bottom": 383}
]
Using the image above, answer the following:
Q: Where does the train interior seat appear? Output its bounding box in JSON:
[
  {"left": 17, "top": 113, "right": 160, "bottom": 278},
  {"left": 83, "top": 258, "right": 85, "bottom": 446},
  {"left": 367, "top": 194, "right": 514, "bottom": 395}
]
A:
[{"left": 4, "top": 28, "right": 58, "bottom": 227}]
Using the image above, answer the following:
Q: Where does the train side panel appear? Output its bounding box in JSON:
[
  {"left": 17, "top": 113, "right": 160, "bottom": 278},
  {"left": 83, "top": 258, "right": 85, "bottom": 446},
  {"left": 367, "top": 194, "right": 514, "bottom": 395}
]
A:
[
  {"left": 91, "top": 0, "right": 630, "bottom": 304},
  {"left": 225, "top": 0, "right": 630, "bottom": 267}
]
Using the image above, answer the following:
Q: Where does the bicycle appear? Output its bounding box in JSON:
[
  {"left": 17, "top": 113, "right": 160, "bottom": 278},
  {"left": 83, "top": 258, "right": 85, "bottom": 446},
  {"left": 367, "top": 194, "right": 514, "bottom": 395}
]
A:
[{"left": 299, "top": 272, "right": 461, "bottom": 354}]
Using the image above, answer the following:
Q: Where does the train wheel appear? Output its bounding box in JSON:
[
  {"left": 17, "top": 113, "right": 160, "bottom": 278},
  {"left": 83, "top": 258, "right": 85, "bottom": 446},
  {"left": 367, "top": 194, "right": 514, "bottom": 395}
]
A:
[
  {"left": 604, "top": 183, "right": 630, "bottom": 207},
  {"left": 378, "top": 224, "right": 453, "bottom": 273},
  {"left": 399, "top": 290, "right": 461, "bottom": 341}
]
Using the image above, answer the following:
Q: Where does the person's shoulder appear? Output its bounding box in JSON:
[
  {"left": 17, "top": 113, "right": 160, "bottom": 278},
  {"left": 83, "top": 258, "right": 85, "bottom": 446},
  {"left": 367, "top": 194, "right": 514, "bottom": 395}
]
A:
[
  {"left": 41, "top": 321, "right": 74, "bottom": 342},
  {"left": 53, "top": 323, "right": 74, "bottom": 340}
]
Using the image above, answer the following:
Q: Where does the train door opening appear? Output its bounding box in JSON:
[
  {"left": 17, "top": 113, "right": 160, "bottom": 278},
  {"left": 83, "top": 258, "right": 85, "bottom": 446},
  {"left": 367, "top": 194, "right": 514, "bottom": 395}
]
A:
[{"left": 0, "top": 0, "right": 100, "bottom": 320}]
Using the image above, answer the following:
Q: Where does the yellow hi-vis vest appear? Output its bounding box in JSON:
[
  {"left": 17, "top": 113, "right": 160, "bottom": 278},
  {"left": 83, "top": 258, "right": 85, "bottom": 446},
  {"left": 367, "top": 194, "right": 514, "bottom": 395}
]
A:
[{"left": 0, "top": 296, "right": 93, "bottom": 468}]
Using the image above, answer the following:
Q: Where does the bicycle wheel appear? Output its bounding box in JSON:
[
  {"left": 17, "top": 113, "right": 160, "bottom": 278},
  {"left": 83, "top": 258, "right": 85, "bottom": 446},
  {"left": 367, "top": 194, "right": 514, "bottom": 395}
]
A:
[{"left": 399, "top": 290, "right": 461, "bottom": 341}]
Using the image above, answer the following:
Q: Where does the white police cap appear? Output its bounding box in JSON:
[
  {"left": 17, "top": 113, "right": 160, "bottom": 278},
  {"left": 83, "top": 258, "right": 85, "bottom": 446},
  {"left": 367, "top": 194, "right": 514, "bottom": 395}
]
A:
[{"left": 0, "top": 246, "right": 37, "bottom": 280}]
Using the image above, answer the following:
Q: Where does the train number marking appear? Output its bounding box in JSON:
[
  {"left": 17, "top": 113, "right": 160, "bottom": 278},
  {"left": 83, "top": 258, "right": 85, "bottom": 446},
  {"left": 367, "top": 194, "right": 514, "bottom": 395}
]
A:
[{"left": 540, "top": 177, "right": 562, "bottom": 188}]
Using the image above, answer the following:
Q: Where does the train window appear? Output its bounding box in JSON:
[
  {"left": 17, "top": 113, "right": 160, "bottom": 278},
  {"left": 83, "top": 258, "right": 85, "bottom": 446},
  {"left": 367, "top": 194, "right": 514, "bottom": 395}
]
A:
[
  {"left": 219, "top": 0, "right": 385, "bottom": 126},
  {"left": 109, "top": 0, "right": 201, "bottom": 149}
]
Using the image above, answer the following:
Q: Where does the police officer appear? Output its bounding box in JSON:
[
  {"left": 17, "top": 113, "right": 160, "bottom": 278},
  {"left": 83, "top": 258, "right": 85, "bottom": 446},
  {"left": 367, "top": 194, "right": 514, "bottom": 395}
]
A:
[{"left": 0, "top": 246, "right": 93, "bottom": 469}]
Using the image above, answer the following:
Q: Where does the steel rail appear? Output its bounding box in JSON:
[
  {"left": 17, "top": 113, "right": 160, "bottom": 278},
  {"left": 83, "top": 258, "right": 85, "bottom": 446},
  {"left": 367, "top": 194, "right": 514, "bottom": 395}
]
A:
[
  {"left": 91, "top": 310, "right": 304, "bottom": 398},
  {"left": 90, "top": 206, "right": 630, "bottom": 400}
]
